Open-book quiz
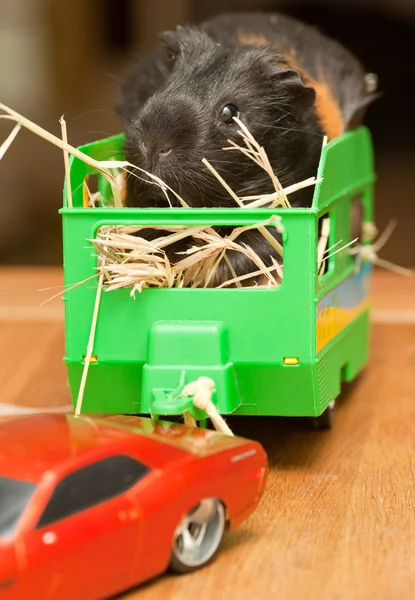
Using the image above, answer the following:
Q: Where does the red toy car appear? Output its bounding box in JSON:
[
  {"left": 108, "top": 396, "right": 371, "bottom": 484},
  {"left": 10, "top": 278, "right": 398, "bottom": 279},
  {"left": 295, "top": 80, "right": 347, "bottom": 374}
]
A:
[{"left": 0, "top": 414, "right": 267, "bottom": 599}]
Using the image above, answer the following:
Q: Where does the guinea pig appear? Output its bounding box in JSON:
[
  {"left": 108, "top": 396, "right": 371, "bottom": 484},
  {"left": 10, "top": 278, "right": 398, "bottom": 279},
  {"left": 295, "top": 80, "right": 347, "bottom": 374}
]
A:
[{"left": 115, "top": 12, "right": 376, "bottom": 286}]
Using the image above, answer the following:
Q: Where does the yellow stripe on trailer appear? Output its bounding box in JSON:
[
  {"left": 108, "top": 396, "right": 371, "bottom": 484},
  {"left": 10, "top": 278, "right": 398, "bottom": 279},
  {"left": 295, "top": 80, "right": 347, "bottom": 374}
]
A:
[{"left": 316, "top": 299, "right": 370, "bottom": 353}]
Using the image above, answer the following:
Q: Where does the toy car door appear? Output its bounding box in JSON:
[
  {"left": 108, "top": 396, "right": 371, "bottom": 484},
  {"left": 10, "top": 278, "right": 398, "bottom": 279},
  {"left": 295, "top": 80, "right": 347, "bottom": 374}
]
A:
[{"left": 21, "top": 455, "right": 149, "bottom": 599}]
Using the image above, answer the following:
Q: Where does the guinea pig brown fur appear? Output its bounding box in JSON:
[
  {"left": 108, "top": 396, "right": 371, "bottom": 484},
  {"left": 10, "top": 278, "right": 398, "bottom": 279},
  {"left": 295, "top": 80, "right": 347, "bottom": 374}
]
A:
[{"left": 115, "top": 12, "right": 376, "bottom": 286}]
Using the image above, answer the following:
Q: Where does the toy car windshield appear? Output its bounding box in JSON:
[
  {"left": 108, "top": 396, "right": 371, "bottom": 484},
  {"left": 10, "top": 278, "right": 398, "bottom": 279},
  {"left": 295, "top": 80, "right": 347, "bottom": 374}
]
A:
[{"left": 0, "top": 476, "right": 37, "bottom": 539}]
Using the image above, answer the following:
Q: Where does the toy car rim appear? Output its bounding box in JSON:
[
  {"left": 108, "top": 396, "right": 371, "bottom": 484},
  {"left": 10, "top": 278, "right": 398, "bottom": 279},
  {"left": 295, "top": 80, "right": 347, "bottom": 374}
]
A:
[{"left": 172, "top": 498, "right": 226, "bottom": 569}]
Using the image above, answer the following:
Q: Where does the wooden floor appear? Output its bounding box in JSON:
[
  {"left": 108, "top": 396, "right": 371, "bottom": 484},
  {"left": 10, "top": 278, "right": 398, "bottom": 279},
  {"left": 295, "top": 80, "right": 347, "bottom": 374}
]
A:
[{"left": 1, "top": 267, "right": 415, "bottom": 599}]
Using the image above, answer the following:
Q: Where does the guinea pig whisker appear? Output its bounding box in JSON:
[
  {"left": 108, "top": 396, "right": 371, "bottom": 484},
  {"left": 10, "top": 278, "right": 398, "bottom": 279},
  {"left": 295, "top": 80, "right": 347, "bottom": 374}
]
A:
[
  {"left": 265, "top": 124, "right": 325, "bottom": 137},
  {"left": 257, "top": 113, "right": 287, "bottom": 140},
  {"left": 84, "top": 130, "right": 121, "bottom": 138},
  {"left": 74, "top": 109, "right": 130, "bottom": 128},
  {"left": 124, "top": 167, "right": 176, "bottom": 207}
]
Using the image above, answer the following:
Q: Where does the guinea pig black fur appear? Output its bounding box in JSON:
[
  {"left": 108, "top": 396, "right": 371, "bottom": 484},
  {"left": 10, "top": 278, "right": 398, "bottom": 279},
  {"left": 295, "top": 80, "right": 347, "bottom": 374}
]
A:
[{"left": 115, "top": 12, "right": 376, "bottom": 286}]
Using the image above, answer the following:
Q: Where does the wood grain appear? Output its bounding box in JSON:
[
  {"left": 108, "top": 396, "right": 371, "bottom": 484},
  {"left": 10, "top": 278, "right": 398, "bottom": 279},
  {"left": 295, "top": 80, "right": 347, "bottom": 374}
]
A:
[{"left": 0, "top": 267, "right": 414, "bottom": 599}]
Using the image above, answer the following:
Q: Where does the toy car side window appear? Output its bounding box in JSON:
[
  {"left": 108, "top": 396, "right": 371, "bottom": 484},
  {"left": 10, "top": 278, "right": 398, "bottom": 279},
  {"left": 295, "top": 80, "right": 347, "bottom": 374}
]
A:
[{"left": 36, "top": 455, "right": 150, "bottom": 529}]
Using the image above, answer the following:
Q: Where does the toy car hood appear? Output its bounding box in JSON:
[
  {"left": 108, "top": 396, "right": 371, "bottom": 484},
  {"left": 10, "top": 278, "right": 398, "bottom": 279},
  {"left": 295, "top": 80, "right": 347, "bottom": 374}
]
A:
[{"left": 0, "top": 413, "right": 258, "bottom": 483}]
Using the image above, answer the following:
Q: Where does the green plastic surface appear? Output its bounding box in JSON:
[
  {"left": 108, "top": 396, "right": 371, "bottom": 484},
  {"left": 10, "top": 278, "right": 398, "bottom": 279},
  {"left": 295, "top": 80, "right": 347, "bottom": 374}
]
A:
[{"left": 61, "top": 127, "right": 375, "bottom": 419}]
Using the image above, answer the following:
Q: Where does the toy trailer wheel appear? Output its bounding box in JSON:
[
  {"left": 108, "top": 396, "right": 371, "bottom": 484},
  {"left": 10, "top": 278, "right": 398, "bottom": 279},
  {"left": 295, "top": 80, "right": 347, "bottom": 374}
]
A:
[
  {"left": 312, "top": 401, "right": 335, "bottom": 430},
  {"left": 170, "top": 498, "right": 226, "bottom": 574}
]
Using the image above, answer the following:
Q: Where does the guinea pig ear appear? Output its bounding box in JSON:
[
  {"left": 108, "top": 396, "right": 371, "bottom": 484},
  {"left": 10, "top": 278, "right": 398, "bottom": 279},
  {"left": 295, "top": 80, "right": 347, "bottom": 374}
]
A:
[
  {"left": 273, "top": 68, "right": 316, "bottom": 121},
  {"left": 159, "top": 30, "right": 181, "bottom": 56}
]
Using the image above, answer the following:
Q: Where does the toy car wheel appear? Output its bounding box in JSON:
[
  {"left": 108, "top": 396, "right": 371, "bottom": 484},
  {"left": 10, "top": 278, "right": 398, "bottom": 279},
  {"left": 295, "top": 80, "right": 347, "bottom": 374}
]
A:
[
  {"left": 312, "top": 401, "right": 335, "bottom": 430},
  {"left": 170, "top": 498, "right": 226, "bottom": 573}
]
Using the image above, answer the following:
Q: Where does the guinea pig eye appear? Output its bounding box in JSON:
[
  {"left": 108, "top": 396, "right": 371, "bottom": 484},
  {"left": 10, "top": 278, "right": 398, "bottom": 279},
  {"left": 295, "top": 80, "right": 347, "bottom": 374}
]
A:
[{"left": 220, "top": 104, "right": 239, "bottom": 124}]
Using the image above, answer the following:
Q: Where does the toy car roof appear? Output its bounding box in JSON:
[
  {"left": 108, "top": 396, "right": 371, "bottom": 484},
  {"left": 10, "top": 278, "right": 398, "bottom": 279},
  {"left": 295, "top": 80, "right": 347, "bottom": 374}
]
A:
[{"left": 0, "top": 413, "right": 249, "bottom": 483}]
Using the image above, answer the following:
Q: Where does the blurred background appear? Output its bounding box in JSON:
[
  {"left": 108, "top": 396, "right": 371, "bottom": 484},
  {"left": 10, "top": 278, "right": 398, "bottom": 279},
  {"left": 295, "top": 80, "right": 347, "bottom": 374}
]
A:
[{"left": 0, "top": 0, "right": 413, "bottom": 266}]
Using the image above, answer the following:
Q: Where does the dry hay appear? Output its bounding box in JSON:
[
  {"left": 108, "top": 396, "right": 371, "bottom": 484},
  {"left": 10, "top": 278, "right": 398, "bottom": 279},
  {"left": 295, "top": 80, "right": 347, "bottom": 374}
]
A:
[{"left": 91, "top": 217, "right": 284, "bottom": 295}]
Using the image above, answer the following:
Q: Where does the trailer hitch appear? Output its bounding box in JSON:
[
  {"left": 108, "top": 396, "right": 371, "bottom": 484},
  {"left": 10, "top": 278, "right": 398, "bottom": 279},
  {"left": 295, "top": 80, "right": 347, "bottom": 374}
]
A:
[{"left": 151, "top": 371, "right": 207, "bottom": 420}]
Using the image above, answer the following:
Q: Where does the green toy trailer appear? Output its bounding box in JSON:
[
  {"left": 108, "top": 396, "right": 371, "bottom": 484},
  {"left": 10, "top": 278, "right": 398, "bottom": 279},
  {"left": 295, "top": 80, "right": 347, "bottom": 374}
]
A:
[{"left": 60, "top": 127, "right": 375, "bottom": 425}]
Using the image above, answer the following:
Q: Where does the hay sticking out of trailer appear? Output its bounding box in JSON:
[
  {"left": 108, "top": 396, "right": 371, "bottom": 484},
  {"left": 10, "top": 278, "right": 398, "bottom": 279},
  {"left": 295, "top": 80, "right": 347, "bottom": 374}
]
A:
[{"left": 90, "top": 216, "right": 284, "bottom": 294}]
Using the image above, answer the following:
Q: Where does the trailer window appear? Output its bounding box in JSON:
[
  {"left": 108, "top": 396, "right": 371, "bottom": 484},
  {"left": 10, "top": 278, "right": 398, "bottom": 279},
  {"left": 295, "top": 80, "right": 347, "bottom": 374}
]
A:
[
  {"left": 317, "top": 213, "right": 331, "bottom": 277},
  {"left": 83, "top": 174, "right": 100, "bottom": 207},
  {"left": 351, "top": 196, "right": 364, "bottom": 247},
  {"left": 350, "top": 195, "right": 376, "bottom": 267},
  {"left": 94, "top": 223, "right": 284, "bottom": 290}
]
